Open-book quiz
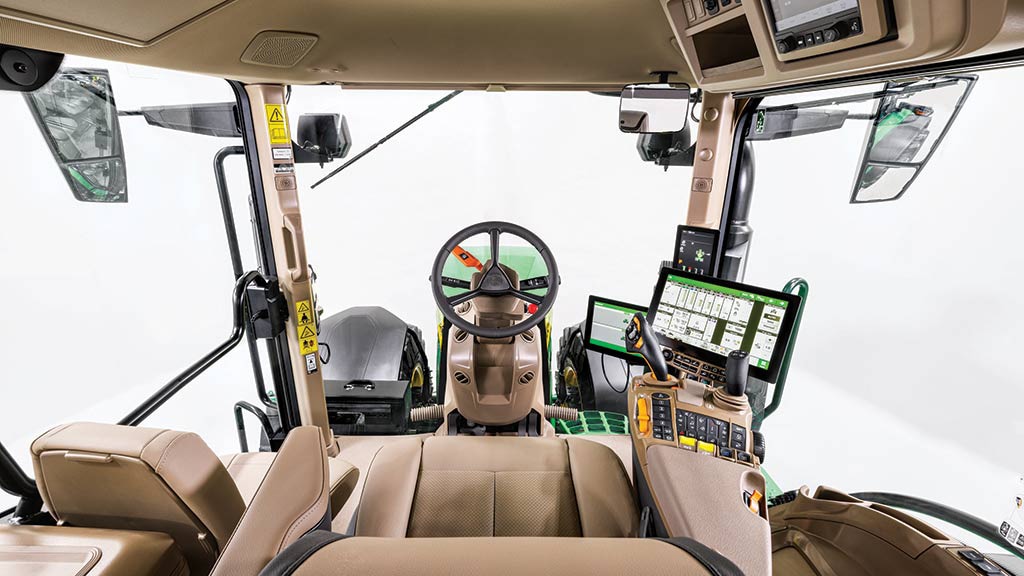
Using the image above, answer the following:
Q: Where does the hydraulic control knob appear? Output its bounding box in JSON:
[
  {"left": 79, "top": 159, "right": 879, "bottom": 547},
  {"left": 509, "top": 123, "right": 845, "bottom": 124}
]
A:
[
  {"left": 625, "top": 313, "right": 670, "bottom": 382},
  {"left": 725, "top": 349, "right": 749, "bottom": 397},
  {"left": 776, "top": 36, "right": 797, "bottom": 54}
]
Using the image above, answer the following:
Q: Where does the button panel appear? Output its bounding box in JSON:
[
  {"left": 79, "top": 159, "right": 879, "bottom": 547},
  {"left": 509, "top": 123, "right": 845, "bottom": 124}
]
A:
[
  {"left": 666, "top": 351, "right": 727, "bottom": 386},
  {"left": 681, "top": 0, "right": 741, "bottom": 27},
  {"left": 651, "top": 392, "right": 674, "bottom": 442},
  {"left": 775, "top": 17, "right": 864, "bottom": 55}
]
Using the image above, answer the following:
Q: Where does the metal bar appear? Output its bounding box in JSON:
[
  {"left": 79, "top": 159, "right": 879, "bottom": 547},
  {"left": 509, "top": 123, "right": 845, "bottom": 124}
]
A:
[
  {"left": 119, "top": 271, "right": 263, "bottom": 426},
  {"left": 851, "top": 492, "right": 1024, "bottom": 561},
  {"left": 214, "top": 145, "right": 274, "bottom": 408},
  {"left": 760, "top": 277, "right": 808, "bottom": 424},
  {"left": 310, "top": 90, "right": 462, "bottom": 189},
  {"left": 233, "top": 401, "right": 275, "bottom": 453}
]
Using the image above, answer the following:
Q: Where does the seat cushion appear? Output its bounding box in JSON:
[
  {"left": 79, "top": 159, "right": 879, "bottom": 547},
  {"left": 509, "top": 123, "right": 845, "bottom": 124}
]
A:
[
  {"left": 31, "top": 422, "right": 245, "bottom": 575},
  {"left": 354, "top": 436, "right": 638, "bottom": 538},
  {"left": 260, "top": 531, "right": 743, "bottom": 576},
  {"left": 0, "top": 525, "right": 188, "bottom": 576},
  {"left": 221, "top": 452, "right": 359, "bottom": 519}
]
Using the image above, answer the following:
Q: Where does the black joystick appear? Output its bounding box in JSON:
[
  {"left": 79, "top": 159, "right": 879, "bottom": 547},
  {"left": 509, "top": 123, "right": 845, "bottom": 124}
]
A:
[
  {"left": 725, "top": 349, "right": 749, "bottom": 397},
  {"left": 624, "top": 313, "right": 670, "bottom": 382}
]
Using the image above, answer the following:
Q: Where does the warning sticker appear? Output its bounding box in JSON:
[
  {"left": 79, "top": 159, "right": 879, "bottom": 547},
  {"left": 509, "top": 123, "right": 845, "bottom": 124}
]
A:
[
  {"left": 304, "top": 352, "right": 318, "bottom": 374},
  {"left": 274, "top": 164, "right": 294, "bottom": 174},
  {"left": 272, "top": 147, "right": 293, "bottom": 161},
  {"left": 265, "top": 104, "right": 290, "bottom": 145},
  {"left": 295, "top": 299, "right": 317, "bottom": 355}
]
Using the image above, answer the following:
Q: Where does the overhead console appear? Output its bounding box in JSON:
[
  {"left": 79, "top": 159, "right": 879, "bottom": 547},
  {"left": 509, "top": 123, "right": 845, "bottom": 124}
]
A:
[{"left": 663, "top": 0, "right": 1011, "bottom": 93}]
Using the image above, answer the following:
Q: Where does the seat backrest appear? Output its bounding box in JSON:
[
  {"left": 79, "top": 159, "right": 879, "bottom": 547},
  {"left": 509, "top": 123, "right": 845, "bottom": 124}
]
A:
[
  {"left": 31, "top": 422, "right": 246, "bottom": 575},
  {"left": 210, "top": 426, "right": 331, "bottom": 576},
  {"left": 355, "top": 436, "right": 638, "bottom": 538}
]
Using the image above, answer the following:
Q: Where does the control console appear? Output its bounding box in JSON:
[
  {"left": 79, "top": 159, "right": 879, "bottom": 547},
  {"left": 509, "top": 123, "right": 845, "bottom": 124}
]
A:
[
  {"left": 680, "top": 0, "right": 742, "bottom": 28},
  {"left": 765, "top": 0, "right": 895, "bottom": 62}
]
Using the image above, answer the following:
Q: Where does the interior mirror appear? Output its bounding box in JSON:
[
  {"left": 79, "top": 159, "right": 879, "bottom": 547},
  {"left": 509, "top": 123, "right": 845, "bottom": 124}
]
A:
[
  {"left": 25, "top": 68, "right": 127, "bottom": 202},
  {"left": 619, "top": 83, "right": 691, "bottom": 134},
  {"left": 294, "top": 113, "right": 351, "bottom": 164},
  {"left": 851, "top": 75, "right": 975, "bottom": 203}
]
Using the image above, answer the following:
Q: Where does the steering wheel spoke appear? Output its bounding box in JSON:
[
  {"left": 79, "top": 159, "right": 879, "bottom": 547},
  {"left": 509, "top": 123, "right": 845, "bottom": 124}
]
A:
[
  {"left": 447, "top": 289, "right": 481, "bottom": 307},
  {"left": 488, "top": 228, "right": 501, "bottom": 269},
  {"left": 512, "top": 290, "right": 544, "bottom": 306},
  {"left": 519, "top": 276, "right": 549, "bottom": 290}
]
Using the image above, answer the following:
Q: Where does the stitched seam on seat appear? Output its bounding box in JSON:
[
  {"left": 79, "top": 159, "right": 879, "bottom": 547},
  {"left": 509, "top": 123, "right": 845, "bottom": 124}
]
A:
[
  {"left": 280, "top": 443, "right": 329, "bottom": 550},
  {"left": 140, "top": 429, "right": 174, "bottom": 462},
  {"left": 352, "top": 445, "right": 385, "bottom": 534},
  {"left": 562, "top": 439, "right": 585, "bottom": 535},
  {"left": 155, "top": 432, "right": 193, "bottom": 476}
]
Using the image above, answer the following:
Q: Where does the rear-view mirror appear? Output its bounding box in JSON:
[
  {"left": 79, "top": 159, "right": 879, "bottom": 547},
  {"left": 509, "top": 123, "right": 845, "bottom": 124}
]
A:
[
  {"left": 619, "top": 83, "right": 691, "bottom": 134},
  {"left": 25, "top": 68, "right": 127, "bottom": 202},
  {"left": 851, "top": 75, "right": 976, "bottom": 203},
  {"left": 294, "top": 113, "right": 351, "bottom": 164}
]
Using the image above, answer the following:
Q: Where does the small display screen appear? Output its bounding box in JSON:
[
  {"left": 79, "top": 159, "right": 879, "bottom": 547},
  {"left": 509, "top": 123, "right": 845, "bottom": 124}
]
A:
[
  {"left": 584, "top": 296, "right": 647, "bottom": 361},
  {"left": 674, "top": 225, "right": 718, "bottom": 276},
  {"left": 647, "top": 268, "right": 801, "bottom": 382},
  {"left": 769, "top": 0, "right": 858, "bottom": 32}
]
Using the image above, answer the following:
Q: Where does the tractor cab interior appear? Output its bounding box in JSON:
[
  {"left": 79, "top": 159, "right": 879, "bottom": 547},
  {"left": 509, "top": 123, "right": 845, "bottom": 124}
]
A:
[{"left": 3, "top": 1, "right": 1024, "bottom": 575}]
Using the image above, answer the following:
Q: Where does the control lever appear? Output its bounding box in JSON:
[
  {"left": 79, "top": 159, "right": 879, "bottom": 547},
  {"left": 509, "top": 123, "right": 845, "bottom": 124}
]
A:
[
  {"left": 725, "top": 350, "right": 749, "bottom": 397},
  {"left": 624, "top": 313, "right": 670, "bottom": 382}
]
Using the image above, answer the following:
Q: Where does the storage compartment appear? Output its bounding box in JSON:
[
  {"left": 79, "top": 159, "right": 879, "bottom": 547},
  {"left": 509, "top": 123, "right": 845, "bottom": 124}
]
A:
[{"left": 691, "top": 15, "right": 762, "bottom": 77}]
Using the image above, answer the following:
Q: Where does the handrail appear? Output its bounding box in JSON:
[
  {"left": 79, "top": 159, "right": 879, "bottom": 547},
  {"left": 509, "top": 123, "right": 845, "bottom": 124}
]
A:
[
  {"left": 760, "top": 277, "right": 808, "bottom": 425},
  {"left": 233, "top": 400, "right": 274, "bottom": 453},
  {"left": 851, "top": 491, "right": 1024, "bottom": 561},
  {"left": 119, "top": 271, "right": 265, "bottom": 426},
  {"left": 214, "top": 145, "right": 274, "bottom": 409}
]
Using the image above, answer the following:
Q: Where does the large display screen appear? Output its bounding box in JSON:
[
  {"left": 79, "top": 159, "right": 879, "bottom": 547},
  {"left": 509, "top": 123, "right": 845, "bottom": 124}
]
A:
[
  {"left": 647, "top": 268, "right": 801, "bottom": 382},
  {"left": 584, "top": 296, "right": 647, "bottom": 362},
  {"left": 769, "top": 0, "right": 858, "bottom": 32}
]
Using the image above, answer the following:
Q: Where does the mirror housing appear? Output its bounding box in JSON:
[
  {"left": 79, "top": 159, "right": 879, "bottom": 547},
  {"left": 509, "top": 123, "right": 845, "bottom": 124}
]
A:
[
  {"left": 25, "top": 68, "right": 128, "bottom": 202},
  {"left": 636, "top": 122, "right": 694, "bottom": 168},
  {"left": 294, "top": 113, "right": 351, "bottom": 164},
  {"left": 619, "top": 83, "right": 691, "bottom": 134}
]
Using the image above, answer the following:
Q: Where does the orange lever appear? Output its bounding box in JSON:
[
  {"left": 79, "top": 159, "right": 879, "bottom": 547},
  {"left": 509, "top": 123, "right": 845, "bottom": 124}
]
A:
[
  {"left": 452, "top": 245, "right": 483, "bottom": 271},
  {"left": 636, "top": 396, "right": 650, "bottom": 435}
]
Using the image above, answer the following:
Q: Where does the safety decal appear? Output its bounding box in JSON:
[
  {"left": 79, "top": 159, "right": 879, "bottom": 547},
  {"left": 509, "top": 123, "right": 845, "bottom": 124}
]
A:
[
  {"left": 295, "top": 299, "right": 318, "bottom": 356},
  {"left": 272, "top": 147, "right": 293, "bottom": 161},
  {"left": 265, "top": 104, "right": 290, "bottom": 145}
]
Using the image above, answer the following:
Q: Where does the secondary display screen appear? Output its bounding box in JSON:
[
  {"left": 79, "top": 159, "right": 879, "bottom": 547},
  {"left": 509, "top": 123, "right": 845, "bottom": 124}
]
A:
[
  {"left": 674, "top": 225, "right": 718, "bottom": 276},
  {"left": 584, "top": 296, "right": 647, "bottom": 361},
  {"left": 769, "top": 0, "right": 858, "bottom": 32},
  {"left": 647, "top": 268, "right": 800, "bottom": 382}
]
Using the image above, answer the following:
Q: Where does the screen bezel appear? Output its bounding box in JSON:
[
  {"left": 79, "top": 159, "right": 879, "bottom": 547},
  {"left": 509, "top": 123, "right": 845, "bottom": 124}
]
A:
[
  {"left": 583, "top": 295, "right": 647, "bottom": 363},
  {"left": 673, "top": 225, "right": 721, "bottom": 276},
  {"left": 645, "top": 267, "right": 801, "bottom": 383}
]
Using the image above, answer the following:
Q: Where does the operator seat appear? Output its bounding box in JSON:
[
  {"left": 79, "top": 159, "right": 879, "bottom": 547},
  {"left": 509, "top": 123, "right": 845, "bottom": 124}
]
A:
[
  {"left": 31, "top": 422, "right": 246, "bottom": 575},
  {"left": 354, "top": 435, "right": 638, "bottom": 538}
]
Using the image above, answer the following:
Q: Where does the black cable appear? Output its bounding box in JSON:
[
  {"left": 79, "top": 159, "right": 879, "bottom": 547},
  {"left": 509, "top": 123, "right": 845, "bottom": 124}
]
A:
[{"left": 603, "top": 354, "right": 628, "bottom": 394}]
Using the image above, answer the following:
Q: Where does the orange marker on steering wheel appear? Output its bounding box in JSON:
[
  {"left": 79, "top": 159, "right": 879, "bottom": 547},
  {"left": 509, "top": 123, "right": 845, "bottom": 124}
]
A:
[{"left": 452, "top": 245, "right": 483, "bottom": 271}]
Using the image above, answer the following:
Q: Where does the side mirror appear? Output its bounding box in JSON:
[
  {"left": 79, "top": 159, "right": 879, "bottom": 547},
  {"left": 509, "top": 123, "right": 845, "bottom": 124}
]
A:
[
  {"left": 619, "top": 83, "right": 691, "bottom": 134},
  {"left": 25, "top": 68, "right": 127, "bottom": 202},
  {"left": 294, "top": 113, "right": 351, "bottom": 164},
  {"left": 851, "top": 75, "right": 976, "bottom": 203}
]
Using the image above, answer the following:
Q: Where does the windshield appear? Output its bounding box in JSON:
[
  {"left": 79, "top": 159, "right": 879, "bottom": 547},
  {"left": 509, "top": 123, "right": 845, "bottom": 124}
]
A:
[{"left": 744, "top": 67, "right": 1021, "bottom": 550}]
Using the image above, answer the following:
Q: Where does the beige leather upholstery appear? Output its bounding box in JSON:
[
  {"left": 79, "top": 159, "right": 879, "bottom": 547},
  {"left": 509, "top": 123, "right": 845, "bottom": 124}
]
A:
[
  {"left": 355, "top": 436, "right": 638, "bottom": 538},
  {"left": 269, "top": 535, "right": 718, "bottom": 576},
  {"left": 31, "top": 422, "right": 245, "bottom": 575},
  {"left": 220, "top": 452, "right": 359, "bottom": 519},
  {"left": 210, "top": 426, "right": 331, "bottom": 576},
  {"left": 0, "top": 525, "right": 188, "bottom": 576}
]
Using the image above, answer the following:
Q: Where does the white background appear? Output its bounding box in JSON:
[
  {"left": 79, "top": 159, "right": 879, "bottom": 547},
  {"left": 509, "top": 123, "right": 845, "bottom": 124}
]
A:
[{"left": 2, "top": 59, "right": 1021, "bottom": 552}]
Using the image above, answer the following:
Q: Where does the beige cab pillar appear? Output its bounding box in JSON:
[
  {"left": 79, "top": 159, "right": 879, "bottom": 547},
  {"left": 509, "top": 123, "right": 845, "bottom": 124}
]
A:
[
  {"left": 245, "top": 84, "right": 338, "bottom": 456},
  {"left": 685, "top": 92, "right": 741, "bottom": 229}
]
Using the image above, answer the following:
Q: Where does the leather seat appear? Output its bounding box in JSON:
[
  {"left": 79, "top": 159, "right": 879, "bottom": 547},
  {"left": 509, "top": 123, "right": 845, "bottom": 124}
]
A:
[
  {"left": 354, "top": 436, "right": 638, "bottom": 538},
  {"left": 260, "top": 531, "right": 744, "bottom": 576},
  {"left": 31, "top": 422, "right": 247, "bottom": 575},
  {"left": 0, "top": 525, "right": 188, "bottom": 576},
  {"left": 220, "top": 452, "right": 359, "bottom": 520}
]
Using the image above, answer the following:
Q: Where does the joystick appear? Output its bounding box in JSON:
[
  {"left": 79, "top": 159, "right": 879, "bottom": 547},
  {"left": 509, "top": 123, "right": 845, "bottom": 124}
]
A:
[
  {"left": 624, "top": 312, "right": 670, "bottom": 382},
  {"left": 725, "top": 349, "right": 749, "bottom": 397}
]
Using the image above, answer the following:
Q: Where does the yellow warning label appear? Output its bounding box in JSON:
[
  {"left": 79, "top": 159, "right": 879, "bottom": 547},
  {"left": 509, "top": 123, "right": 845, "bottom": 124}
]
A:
[
  {"left": 265, "top": 104, "right": 289, "bottom": 145},
  {"left": 295, "top": 299, "right": 317, "bottom": 355}
]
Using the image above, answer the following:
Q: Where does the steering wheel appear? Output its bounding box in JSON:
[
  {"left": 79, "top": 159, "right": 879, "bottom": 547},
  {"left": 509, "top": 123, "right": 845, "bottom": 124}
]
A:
[{"left": 431, "top": 221, "right": 559, "bottom": 339}]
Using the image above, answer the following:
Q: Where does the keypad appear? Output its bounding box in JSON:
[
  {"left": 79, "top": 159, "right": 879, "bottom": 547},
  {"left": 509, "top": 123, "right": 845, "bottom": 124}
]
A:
[
  {"left": 677, "top": 409, "right": 736, "bottom": 450},
  {"left": 651, "top": 392, "right": 674, "bottom": 442}
]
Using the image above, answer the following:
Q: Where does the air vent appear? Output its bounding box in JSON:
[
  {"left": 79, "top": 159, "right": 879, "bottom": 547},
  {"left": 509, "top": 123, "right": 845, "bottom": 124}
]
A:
[
  {"left": 241, "top": 31, "right": 318, "bottom": 68},
  {"left": 454, "top": 329, "right": 469, "bottom": 343},
  {"left": 518, "top": 371, "right": 536, "bottom": 385},
  {"left": 453, "top": 371, "right": 471, "bottom": 385},
  {"left": 521, "top": 331, "right": 535, "bottom": 342}
]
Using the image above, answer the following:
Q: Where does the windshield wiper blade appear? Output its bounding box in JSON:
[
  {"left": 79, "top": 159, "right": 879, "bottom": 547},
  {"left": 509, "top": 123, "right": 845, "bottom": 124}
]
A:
[{"left": 310, "top": 90, "right": 462, "bottom": 189}]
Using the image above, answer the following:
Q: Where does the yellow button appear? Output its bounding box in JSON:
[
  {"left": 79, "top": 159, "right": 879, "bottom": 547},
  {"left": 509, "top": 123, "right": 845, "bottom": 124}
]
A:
[
  {"left": 697, "top": 441, "right": 716, "bottom": 455},
  {"left": 679, "top": 437, "right": 697, "bottom": 449}
]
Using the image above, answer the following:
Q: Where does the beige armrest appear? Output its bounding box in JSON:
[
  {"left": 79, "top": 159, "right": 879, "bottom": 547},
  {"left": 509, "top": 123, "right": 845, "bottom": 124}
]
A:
[
  {"left": 210, "top": 426, "right": 330, "bottom": 576},
  {"left": 328, "top": 457, "right": 359, "bottom": 518}
]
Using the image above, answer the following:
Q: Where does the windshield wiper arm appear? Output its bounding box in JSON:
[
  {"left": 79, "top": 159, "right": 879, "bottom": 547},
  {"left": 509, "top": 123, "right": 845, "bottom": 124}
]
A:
[{"left": 310, "top": 90, "right": 462, "bottom": 189}]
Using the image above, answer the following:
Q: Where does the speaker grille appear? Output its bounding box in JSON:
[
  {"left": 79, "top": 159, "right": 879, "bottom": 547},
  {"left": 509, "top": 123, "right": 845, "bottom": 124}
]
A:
[{"left": 241, "top": 31, "right": 318, "bottom": 68}]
